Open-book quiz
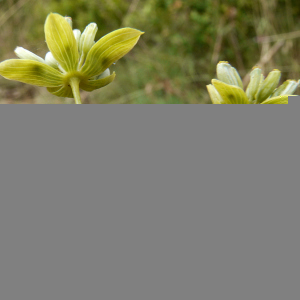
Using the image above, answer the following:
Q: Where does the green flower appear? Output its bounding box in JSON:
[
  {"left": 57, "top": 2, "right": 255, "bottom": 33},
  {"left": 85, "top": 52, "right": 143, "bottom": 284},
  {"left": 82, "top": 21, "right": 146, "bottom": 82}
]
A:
[
  {"left": 0, "top": 13, "right": 144, "bottom": 104},
  {"left": 207, "top": 61, "right": 299, "bottom": 104}
]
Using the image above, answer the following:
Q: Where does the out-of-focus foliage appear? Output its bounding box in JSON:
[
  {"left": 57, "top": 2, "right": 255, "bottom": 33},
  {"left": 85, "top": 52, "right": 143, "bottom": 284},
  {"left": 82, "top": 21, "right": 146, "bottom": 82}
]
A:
[{"left": 1, "top": 0, "right": 299, "bottom": 103}]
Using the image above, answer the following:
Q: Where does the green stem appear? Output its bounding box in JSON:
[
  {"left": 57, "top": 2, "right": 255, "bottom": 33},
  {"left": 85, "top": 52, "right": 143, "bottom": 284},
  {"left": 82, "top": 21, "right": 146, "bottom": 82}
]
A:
[{"left": 69, "top": 77, "right": 82, "bottom": 104}]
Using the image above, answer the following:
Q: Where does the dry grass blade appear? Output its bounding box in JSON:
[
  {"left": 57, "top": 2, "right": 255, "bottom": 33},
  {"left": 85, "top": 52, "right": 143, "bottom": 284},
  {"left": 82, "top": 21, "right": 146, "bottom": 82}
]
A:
[{"left": 0, "top": 0, "right": 34, "bottom": 27}]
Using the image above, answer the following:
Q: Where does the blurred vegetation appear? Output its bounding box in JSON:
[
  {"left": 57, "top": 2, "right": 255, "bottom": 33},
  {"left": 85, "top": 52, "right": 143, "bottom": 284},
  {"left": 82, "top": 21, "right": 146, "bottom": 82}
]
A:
[{"left": 0, "top": 0, "right": 299, "bottom": 103}]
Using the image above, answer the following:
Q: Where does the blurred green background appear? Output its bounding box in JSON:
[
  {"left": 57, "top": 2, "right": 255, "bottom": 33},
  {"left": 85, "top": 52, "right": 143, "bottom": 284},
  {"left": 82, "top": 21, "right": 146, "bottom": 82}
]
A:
[{"left": 0, "top": 0, "right": 299, "bottom": 103}]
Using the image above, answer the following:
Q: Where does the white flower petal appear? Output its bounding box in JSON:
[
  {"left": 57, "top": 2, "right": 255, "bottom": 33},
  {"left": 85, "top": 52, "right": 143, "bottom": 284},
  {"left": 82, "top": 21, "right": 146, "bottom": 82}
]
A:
[
  {"left": 79, "top": 23, "right": 98, "bottom": 55},
  {"left": 73, "top": 29, "right": 81, "bottom": 46},
  {"left": 45, "top": 52, "right": 59, "bottom": 68},
  {"left": 97, "top": 68, "right": 110, "bottom": 79},
  {"left": 14, "top": 47, "right": 45, "bottom": 63}
]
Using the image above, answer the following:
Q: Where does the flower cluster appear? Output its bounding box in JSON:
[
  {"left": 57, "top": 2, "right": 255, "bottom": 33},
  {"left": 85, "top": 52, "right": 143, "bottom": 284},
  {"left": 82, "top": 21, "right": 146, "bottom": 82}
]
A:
[
  {"left": 0, "top": 13, "right": 144, "bottom": 103},
  {"left": 207, "top": 61, "right": 299, "bottom": 104}
]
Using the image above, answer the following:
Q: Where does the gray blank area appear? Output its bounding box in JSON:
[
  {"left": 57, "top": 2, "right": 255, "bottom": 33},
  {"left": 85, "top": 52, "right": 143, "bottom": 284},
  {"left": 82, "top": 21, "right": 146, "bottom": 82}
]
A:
[
  {"left": 289, "top": 95, "right": 300, "bottom": 104},
  {"left": 0, "top": 102, "right": 299, "bottom": 300}
]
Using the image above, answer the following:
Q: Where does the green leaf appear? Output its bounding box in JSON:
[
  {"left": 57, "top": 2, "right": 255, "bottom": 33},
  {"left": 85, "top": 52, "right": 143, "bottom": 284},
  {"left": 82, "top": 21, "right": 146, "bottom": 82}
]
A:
[
  {"left": 260, "top": 95, "right": 289, "bottom": 104},
  {"left": 212, "top": 79, "right": 249, "bottom": 104},
  {"left": 45, "top": 13, "right": 79, "bottom": 72},
  {"left": 47, "top": 85, "right": 73, "bottom": 98},
  {"left": 80, "top": 72, "right": 116, "bottom": 92},
  {"left": 0, "top": 59, "right": 63, "bottom": 87},
  {"left": 81, "top": 28, "right": 144, "bottom": 78}
]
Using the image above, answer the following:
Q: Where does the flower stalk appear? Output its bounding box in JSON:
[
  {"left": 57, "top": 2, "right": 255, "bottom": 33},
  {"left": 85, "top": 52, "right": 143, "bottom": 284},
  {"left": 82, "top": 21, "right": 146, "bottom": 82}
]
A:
[{"left": 69, "top": 77, "right": 82, "bottom": 104}]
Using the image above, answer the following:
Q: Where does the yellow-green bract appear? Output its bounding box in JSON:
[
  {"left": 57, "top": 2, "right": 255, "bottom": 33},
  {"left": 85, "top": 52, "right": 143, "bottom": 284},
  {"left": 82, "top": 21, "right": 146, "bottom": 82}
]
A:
[{"left": 0, "top": 13, "right": 144, "bottom": 103}]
